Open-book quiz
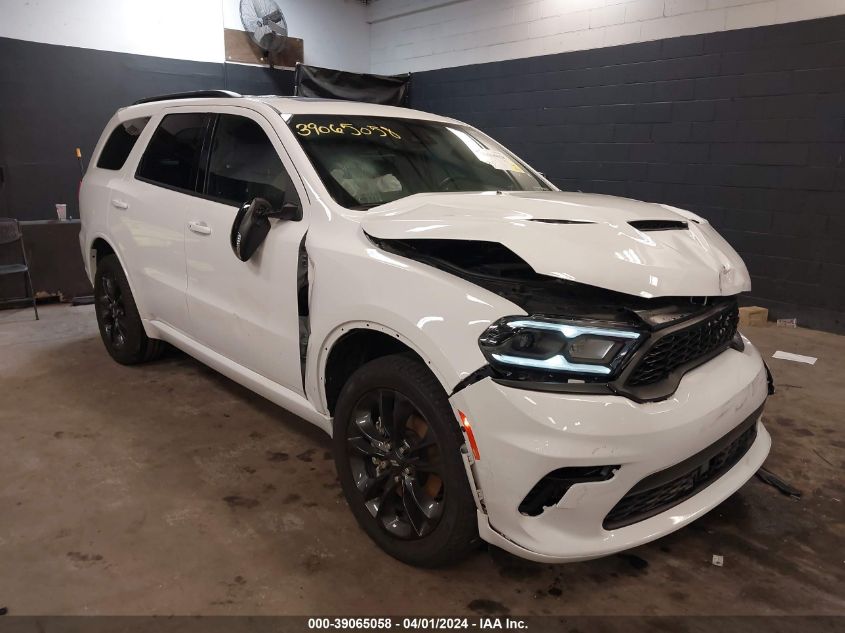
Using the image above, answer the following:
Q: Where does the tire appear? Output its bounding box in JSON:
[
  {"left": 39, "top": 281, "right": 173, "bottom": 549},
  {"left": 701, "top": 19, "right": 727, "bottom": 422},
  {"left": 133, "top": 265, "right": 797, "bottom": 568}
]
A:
[
  {"left": 94, "top": 254, "right": 166, "bottom": 365},
  {"left": 333, "top": 354, "right": 479, "bottom": 567}
]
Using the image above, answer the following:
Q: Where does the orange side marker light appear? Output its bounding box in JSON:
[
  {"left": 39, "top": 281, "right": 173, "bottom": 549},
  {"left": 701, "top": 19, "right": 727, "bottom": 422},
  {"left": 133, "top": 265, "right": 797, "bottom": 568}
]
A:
[{"left": 458, "top": 410, "right": 481, "bottom": 461}]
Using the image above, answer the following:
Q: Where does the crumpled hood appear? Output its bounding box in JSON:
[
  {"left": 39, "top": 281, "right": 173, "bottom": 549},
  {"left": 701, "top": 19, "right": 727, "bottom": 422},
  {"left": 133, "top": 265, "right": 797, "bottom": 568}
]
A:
[{"left": 361, "top": 190, "right": 751, "bottom": 298}]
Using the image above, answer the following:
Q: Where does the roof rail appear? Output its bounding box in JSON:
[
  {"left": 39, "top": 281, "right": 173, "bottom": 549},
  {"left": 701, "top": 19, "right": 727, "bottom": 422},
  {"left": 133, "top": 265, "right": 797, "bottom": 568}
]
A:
[{"left": 133, "top": 90, "right": 242, "bottom": 105}]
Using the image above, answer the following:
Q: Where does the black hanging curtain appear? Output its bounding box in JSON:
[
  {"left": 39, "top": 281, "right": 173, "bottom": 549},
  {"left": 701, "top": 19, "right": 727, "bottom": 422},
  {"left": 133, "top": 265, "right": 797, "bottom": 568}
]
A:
[{"left": 294, "top": 63, "right": 410, "bottom": 106}]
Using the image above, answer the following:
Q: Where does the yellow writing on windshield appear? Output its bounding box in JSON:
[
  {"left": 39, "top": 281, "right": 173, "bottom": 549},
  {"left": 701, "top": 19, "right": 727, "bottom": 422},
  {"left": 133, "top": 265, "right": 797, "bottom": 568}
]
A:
[{"left": 295, "top": 122, "right": 402, "bottom": 140}]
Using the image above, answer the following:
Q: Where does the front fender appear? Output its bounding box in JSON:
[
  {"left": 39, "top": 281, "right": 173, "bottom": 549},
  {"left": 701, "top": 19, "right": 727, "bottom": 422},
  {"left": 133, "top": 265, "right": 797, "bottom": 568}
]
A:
[
  {"left": 314, "top": 319, "right": 451, "bottom": 414},
  {"left": 305, "top": 236, "right": 524, "bottom": 414}
]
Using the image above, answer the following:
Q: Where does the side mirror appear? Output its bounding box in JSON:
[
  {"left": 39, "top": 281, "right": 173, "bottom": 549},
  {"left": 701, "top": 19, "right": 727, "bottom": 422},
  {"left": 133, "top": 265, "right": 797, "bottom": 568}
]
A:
[
  {"left": 265, "top": 199, "right": 302, "bottom": 222},
  {"left": 230, "top": 198, "right": 271, "bottom": 262},
  {"left": 230, "top": 195, "right": 302, "bottom": 262}
]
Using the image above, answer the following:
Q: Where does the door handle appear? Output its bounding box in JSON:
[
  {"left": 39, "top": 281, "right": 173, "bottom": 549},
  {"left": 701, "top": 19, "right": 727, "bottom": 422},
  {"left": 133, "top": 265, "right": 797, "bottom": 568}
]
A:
[
  {"left": 111, "top": 199, "right": 129, "bottom": 209},
  {"left": 188, "top": 220, "right": 212, "bottom": 235}
]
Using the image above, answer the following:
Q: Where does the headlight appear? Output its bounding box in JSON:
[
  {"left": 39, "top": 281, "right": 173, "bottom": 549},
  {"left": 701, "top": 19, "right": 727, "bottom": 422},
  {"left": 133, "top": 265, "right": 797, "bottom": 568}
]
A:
[{"left": 478, "top": 317, "right": 644, "bottom": 379}]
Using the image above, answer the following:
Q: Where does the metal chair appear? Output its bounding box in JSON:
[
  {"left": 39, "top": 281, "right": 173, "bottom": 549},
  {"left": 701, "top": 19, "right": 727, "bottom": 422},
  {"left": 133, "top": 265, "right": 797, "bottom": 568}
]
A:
[{"left": 0, "top": 218, "right": 38, "bottom": 320}]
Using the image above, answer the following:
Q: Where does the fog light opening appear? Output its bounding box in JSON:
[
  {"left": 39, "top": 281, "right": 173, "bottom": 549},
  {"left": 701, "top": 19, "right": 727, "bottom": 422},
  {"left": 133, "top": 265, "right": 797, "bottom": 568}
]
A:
[{"left": 519, "top": 465, "right": 619, "bottom": 516}]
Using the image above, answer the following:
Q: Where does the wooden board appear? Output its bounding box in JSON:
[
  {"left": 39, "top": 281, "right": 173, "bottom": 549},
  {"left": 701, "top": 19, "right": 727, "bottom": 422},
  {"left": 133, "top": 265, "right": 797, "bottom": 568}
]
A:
[{"left": 224, "top": 28, "right": 304, "bottom": 69}]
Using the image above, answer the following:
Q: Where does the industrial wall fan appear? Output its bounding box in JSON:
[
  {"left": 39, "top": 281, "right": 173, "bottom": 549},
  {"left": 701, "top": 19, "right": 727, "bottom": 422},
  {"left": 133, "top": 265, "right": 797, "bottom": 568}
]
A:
[{"left": 239, "top": 0, "right": 288, "bottom": 57}]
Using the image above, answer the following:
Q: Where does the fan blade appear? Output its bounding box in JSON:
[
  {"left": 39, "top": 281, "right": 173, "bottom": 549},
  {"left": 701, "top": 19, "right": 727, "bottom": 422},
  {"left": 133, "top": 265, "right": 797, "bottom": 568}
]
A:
[
  {"left": 266, "top": 21, "right": 287, "bottom": 37},
  {"left": 253, "top": 24, "right": 273, "bottom": 44},
  {"left": 240, "top": 0, "right": 286, "bottom": 49},
  {"left": 253, "top": 25, "right": 283, "bottom": 52}
]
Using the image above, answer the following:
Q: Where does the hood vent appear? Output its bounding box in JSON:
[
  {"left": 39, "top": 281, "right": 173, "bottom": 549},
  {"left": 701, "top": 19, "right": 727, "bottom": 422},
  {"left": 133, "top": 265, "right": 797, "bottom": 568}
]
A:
[
  {"left": 530, "top": 219, "right": 595, "bottom": 225},
  {"left": 628, "top": 220, "right": 688, "bottom": 232}
]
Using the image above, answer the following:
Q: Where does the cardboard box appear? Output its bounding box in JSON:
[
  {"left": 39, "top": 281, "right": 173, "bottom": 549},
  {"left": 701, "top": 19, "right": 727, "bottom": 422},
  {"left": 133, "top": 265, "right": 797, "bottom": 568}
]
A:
[{"left": 739, "top": 306, "right": 768, "bottom": 327}]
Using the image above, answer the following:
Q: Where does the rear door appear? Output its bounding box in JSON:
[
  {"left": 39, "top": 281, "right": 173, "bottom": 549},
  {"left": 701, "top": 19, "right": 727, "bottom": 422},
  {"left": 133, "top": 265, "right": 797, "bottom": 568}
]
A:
[
  {"left": 184, "top": 107, "right": 309, "bottom": 393},
  {"left": 109, "top": 110, "right": 212, "bottom": 334},
  {"left": 81, "top": 115, "right": 150, "bottom": 269}
]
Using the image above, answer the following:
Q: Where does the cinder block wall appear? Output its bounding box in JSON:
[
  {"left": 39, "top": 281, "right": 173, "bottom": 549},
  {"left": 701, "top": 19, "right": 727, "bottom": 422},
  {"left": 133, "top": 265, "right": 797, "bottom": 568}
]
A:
[
  {"left": 410, "top": 15, "right": 845, "bottom": 333},
  {"left": 0, "top": 38, "right": 295, "bottom": 222},
  {"left": 370, "top": 0, "right": 845, "bottom": 75}
]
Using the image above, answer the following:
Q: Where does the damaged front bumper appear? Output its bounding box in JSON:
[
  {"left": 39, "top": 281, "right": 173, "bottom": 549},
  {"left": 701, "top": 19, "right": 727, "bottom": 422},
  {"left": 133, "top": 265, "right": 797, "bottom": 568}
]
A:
[{"left": 450, "top": 340, "right": 770, "bottom": 563}]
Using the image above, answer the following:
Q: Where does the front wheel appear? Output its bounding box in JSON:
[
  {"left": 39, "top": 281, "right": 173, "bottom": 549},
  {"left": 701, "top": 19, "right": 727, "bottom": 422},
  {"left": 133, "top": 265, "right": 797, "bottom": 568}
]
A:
[
  {"left": 333, "top": 354, "right": 479, "bottom": 567},
  {"left": 94, "top": 254, "right": 166, "bottom": 365}
]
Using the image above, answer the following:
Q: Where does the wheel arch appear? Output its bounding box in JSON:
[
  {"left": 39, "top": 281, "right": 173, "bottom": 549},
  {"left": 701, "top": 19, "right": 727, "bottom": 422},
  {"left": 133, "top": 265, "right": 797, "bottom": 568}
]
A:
[
  {"left": 317, "top": 322, "right": 453, "bottom": 418},
  {"left": 89, "top": 236, "right": 116, "bottom": 276},
  {"left": 87, "top": 233, "right": 151, "bottom": 331}
]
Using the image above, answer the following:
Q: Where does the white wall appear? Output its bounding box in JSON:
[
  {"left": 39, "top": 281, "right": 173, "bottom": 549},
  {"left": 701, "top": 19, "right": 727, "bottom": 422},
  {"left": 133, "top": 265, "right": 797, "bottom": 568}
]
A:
[
  {"left": 0, "top": 0, "right": 371, "bottom": 72},
  {"left": 3, "top": 0, "right": 842, "bottom": 77},
  {"left": 0, "top": 0, "right": 226, "bottom": 63},
  {"left": 368, "top": 0, "right": 845, "bottom": 74}
]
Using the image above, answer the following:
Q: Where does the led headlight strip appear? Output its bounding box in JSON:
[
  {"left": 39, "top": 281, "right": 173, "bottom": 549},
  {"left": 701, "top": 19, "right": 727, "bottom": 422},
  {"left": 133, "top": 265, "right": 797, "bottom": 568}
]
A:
[
  {"left": 480, "top": 317, "right": 644, "bottom": 378},
  {"left": 505, "top": 320, "right": 641, "bottom": 340},
  {"left": 490, "top": 351, "right": 614, "bottom": 374}
]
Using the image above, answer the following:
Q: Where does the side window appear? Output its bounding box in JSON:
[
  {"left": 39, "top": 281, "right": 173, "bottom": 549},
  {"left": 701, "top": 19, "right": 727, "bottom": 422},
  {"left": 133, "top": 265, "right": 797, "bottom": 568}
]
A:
[
  {"left": 206, "top": 114, "right": 290, "bottom": 208},
  {"left": 96, "top": 117, "right": 150, "bottom": 170},
  {"left": 136, "top": 113, "right": 209, "bottom": 192}
]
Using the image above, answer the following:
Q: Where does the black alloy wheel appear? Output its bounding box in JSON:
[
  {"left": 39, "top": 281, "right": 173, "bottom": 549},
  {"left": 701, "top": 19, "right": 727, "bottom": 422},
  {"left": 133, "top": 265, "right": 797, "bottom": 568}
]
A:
[
  {"left": 94, "top": 254, "right": 166, "bottom": 365},
  {"left": 333, "top": 354, "right": 479, "bottom": 567},
  {"left": 98, "top": 272, "right": 128, "bottom": 351},
  {"left": 347, "top": 388, "right": 445, "bottom": 539}
]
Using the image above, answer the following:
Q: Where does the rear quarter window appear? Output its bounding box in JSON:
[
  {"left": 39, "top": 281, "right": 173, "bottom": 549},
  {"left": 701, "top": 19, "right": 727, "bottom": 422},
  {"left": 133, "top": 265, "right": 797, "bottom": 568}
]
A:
[{"left": 96, "top": 117, "right": 150, "bottom": 170}]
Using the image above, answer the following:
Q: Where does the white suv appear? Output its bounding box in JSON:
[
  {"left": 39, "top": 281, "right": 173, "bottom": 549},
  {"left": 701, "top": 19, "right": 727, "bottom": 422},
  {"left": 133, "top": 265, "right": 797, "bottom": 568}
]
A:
[{"left": 80, "top": 91, "right": 771, "bottom": 567}]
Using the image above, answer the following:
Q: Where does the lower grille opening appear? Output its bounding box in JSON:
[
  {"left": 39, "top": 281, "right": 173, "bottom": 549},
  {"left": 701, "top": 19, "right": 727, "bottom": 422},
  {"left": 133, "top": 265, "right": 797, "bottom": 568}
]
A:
[
  {"left": 603, "top": 406, "right": 762, "bottom": 530},
  {"left": 519, "top": 465, "right": 618, "bottom": 516}
]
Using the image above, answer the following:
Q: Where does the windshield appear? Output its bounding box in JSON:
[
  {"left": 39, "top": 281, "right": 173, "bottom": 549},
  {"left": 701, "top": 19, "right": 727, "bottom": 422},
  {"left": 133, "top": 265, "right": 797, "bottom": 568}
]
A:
[{"left": 287, "top": 115, "right": 550, "bottom": 210}]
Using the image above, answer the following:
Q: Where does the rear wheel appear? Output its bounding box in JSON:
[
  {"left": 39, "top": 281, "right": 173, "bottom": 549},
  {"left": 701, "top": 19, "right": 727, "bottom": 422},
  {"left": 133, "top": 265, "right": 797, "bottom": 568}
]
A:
[
  {"left": 94, "top": 254, "right": 165, "bottom": 365},
  {"left": 333, "top": 354, "right": 479, "bottom": 567}
]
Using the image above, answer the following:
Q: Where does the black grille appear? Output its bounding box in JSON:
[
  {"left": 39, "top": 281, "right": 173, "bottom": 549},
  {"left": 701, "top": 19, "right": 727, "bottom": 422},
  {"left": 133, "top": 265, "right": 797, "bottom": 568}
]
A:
[
  {"left": 627, "top": 305, "right": 739, "bottom": 387},
  {"left": 603, "top": 411, "right": 760, "bottom": 530}
]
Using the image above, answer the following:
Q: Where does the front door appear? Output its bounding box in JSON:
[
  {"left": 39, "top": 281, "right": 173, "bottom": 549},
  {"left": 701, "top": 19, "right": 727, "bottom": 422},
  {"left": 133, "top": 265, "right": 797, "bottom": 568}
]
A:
[{"left": 184, "top": 109, "right": 308, "bottom": 393}]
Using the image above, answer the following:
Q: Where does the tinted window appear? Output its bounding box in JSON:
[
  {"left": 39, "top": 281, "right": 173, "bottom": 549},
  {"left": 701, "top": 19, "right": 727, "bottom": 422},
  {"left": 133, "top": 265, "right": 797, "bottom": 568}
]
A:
[
  {"left": 206, "top": 114, "right": 289, "bottom": 208},
  {"left": 96, "top": 117, "right": 149, "bottom": 170},
  {"left": 137, "top": 113, "right": 209, "bottom": 191}
]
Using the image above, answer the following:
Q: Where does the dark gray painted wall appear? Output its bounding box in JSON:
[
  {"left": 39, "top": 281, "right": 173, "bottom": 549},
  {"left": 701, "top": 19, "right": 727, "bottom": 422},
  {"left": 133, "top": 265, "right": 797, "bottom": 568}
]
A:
[
  {"left": 0, "top": 37, "right": 294, "bottom": 222},
  {"left": 411, "top": 16, "right": 845, "bottom": 334}
]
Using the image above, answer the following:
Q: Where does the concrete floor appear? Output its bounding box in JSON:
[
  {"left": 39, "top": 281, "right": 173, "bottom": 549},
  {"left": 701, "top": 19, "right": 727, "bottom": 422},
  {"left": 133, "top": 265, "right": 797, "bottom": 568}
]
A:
[{"left": 0, "top": 303, "right": 843, "bottom": 616}]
